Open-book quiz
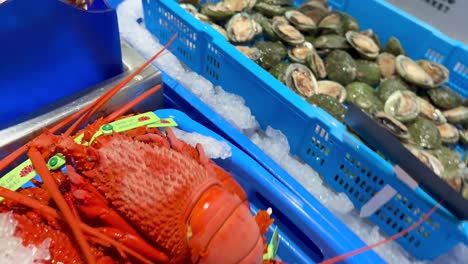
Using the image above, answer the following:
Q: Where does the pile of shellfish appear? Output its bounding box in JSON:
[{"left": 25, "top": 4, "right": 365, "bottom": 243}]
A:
[{"left": 178, "top": 0, "right": 468, "bottom": 199}]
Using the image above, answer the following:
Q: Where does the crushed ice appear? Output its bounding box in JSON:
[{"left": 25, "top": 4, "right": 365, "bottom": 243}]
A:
[
  {"left": 0, "top": 213, "right": 51, "bottom": 264},
  {"left": 171, "top": 127, "right": 232, "bottom": 160},
  {"left": 117, "top": 0, "right": 468, "bottom": 263}
]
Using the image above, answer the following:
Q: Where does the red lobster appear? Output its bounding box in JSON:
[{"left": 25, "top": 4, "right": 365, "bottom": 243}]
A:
[{"left": 0, "top": 34, "right": 279, "bottom": 263}]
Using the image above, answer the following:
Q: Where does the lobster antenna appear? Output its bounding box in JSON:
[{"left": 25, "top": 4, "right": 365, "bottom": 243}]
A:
[
  {"left": 28, "top": 148, "right": 96, "bottom": 264},
  {"left": 64, "top": 33, "right": 178, "bottom": 137},
  {"left": 318, "top": 200, "right": 443, "bottom": 264},
  {"left": 0, "top": 33, "right": 177, "bottom": 173},
  {"left": 104, "top": 84, "right": 162, "bottom": 123}
]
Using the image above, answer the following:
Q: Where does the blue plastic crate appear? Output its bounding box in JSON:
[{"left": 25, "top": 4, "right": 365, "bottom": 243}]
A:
[
  {"left": 161, "top": 75, "right": 384, "bottom": 263},
  {"left": 141, "top": 0, "right": 468, "bottom": 260},
  {"left": 11, "top": 107, "right": 383, "bottom": 264},
  {"left": 0, "top": 0, "right": 123, "bottom": 128}
]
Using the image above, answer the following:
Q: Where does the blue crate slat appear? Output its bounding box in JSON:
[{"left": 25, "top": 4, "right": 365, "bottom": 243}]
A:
[
  {"left": 142, "top": 0, "right": 468, "bottom": 260},
  {"left": 161, "top": 74, "right": 385, "bottom": 263},
  {"left": 0, "top": 0, "right": 123, "bottom": 127},
  {"left": 14, "top": 104, "right": 380, "bottom": 264}
]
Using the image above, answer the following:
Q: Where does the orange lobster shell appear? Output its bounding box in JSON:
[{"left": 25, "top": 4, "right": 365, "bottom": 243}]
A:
[{"left": 0, "top": 33, "right": 276, "bottom": 264}]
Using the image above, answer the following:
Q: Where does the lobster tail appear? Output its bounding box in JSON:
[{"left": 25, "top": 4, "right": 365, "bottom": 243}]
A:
[{"left": 187, "top": 186, "right": 263, "bottom": 264}]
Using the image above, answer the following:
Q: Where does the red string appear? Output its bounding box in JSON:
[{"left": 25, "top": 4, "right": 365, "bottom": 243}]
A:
[{"left": 319, "top": 200, "right": 443, "bottom": 264}]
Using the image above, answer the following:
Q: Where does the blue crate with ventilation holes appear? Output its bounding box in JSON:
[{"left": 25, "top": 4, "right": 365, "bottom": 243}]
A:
[{"left": 139, "top": 0, "right": 468, "bottom": 260}]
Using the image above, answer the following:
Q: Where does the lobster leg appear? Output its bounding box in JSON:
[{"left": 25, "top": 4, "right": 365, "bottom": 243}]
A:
[
  {"left": 0, "top": 186, "right": 155, "bottom": 264},
  {"left": 67, "top": 165, "right": 142, "bottom": 237},
  {"left": 97, "top": 227, "right": 169, "bottom": 263},
  {"left": 134, "top": 133, "right": 171, "bottom": 149},
  {"left": 165, "top": 128, "right": 200, "bottom": 159},
  {"left": 72, "top": 189, "right": 140, "bottom": 237},
  {"left": 28, "top": 147, "right": 96, "bottom": 264}
]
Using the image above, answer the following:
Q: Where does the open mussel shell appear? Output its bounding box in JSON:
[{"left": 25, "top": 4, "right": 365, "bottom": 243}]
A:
[
  {"left": 226, "top": 13, "right": 262, "bottom": 43},
  {"left": 317, "top": 11, "right": 342, "bottom": 33},
  {"left": 272, "top": 20, "right": 305, "bottom": 45},
  {"left": 374, "top": 111, "right": 410, "bottom": 139},
  {"left": 384, "top": 90, "right": 420, "bottom": 123},
  {"left": 285, "top": 10, "right": 317, "bottom": 32},
  {"left": 418, "top": 98, "right": 446, "bottom": 124},
  {"left": 235, "top": 46, "right": 262, "bottom": 61},
  {"left": 201, "top": 2, "right": 235, "bottom": 21},
  {"left": 299, "top": 0, "right": 329, "bottom": 23},
  {"left": 395, "top": 55, "right": 434, "bottom": 89},
  {"left": 288, "top": 42, "right": 314, "bottom": 63},
  {"left": 417, "top": 60, "right": 449, "bottom": 87},
  {"left": 307, "top": 94, "right": 347, "bottom": 122},
  {"left": 377, "top": 52, "right": 396, "bottom": 79},
  {"left": 306, "top": 51, "right": 327, "bottom": 79},
  {"left": 360, "top": 29, "right": 382, "bottom": 49},
  {"left": 405, "top": 144, "right": 444, "bottom": 176},
  {"left": 437, "top": 123, "right": 460, "bottom": 144},
  {"left": 316, "top": 80, "right": 346, "bottom": 103},
  {"left": 285, "top": 63, "right": 318, "bottom": 98},
  {"left": 318, "top": 11, "right": 359, "bottom": 35},
  {"left": 443, "top": 106, "right": 468, "bottom": 124},
  {"left": 345, "top": 31, "right": 380, "bottom": 59}
]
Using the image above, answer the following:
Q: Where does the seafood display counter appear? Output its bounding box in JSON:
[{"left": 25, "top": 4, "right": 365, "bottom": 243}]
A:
[
  {"left": 134, "top": 0, "right": 468, "bottom": 261},
  {"left": 0, "top": 39, "right": 384, "bottom": 263}
]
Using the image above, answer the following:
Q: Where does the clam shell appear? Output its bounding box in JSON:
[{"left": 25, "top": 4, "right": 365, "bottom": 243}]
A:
[
  {"left": 345, "top": 31, "right": 380, "bottom": 59},
  {"left": 377, "top": 52, "right": 396, "bottom": 79},
  {"left": 288, "top": 42, "right": 314, "bottom": 63},
  {"left": 285, "top": 63, "right": 318, "bottom": 98},
  {"left": 316, "top": 80, "right": 346, "bottom": 103},
  {"left": 272, "top": 20, "right": 305, "bottom": 45},
  {"left": 405, "top": 145, "right": 444, "bottom": 176},
  {"left": 417, "top": 60, "right": 449, "bottom": 87},
  {"left": 443, "top": 106, "right": 468, "bottom": 124},
  {"left": 306, "top": 52, "right": 327, "bottom": 79},
  {"left": 395, "top": 55, "right": 434, "bottom": 88},
  {"left": 384, "top": 90, "right": 420, "bottom": 122},
  {"left": 374, "top": 111, "right": 410, "bottom": 139},
  {"left": 437, "top": 123, "right": 459, "bottom": 144},
  {"left": 226, "top": 13, "right": 261, "bottom": 43},
  {"left": 285, "top": 10, "right": 317, "bottom": 32}
]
